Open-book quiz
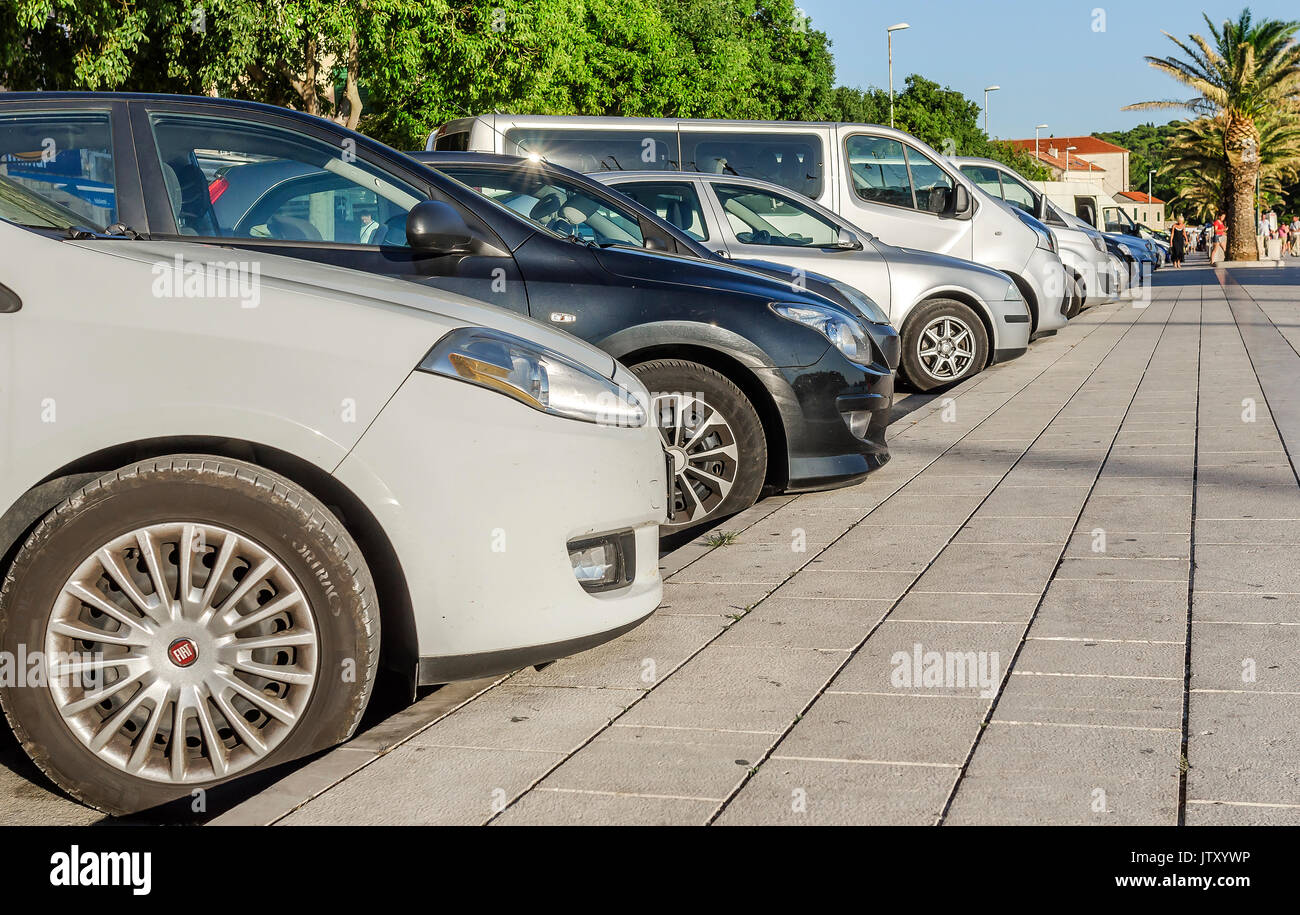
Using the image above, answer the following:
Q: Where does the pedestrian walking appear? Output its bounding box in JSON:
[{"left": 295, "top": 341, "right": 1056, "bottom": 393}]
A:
[
  {"left": 1212, "top": 214, "right": 1227, "bottom": 263},
  {"left": 1170, "top": 216, "right": 1186, "bottom": 267}
]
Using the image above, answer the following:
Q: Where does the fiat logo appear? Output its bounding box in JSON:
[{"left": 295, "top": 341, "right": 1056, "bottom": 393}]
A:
[{"left": 167, "top": 637, "right": 199, "bottom": 668}]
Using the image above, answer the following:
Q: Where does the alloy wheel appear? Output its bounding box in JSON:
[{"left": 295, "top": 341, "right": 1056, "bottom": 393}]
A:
[
  {"left": 917, "top": 315, "right": 977, "bottom": 381},
  {"left": 45, "top": 522, "right": 318, "bottom": 784},
  {"left": 652, "top": 392, "right": 740, "bottom": 525}
]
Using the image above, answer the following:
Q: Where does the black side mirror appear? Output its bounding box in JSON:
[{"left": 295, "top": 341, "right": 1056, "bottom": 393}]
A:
[
  {"left": 406, "top": 200, "right": 473, "bottom": 252},
  {"left": 645, "top": 235, "right": 670, "bottom": 252}
]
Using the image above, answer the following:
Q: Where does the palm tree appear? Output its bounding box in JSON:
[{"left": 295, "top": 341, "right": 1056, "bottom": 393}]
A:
[
  {"left": 1125, "top": 9, "right": 1300, "bottom": 260},
  {"left": 1162, "top": 112, "right": 1300, "bottom": 223}
]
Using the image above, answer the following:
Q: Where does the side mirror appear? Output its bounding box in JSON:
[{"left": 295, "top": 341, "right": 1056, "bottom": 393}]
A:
[
  {"left": 834, "top": 228, "right": 863, "bottom": 250},
  {"left": 645, "top": 235, "right": 670, "bottom": 252},
  {"left": 406, "top": 200, "right": 473, "bottom": 252},
  {"left": 952, "top": 184, "right": 971, "bottom": 217}
]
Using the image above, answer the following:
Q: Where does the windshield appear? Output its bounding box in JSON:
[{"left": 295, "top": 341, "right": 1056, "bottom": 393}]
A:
[
  {"left": 1103, "top": 206, "right": 1137, "bottom": 233},
  {"left": 438, "top": 163, "right": 645, "bottom": 247},
  {"left": 0, "top": 172, "right": 103, "bottom": 232}
]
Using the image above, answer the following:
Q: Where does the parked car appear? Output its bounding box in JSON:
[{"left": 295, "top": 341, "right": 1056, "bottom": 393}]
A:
[
  {"left": 588, "top": 170, "right": 1031, "bottom": 391},
  {"left": 410, "top": 150, "right": 903, "bottom": 369},
  {"left": 0, "top": 176, "right": 668, "bottom": 814},
  {"left": 0, "top": 93, "right": 896, "bottom": 532},
  {"left": 430, "top": 115, "right": 1071, "bottom": 336},
  {"left": 949, "top": 156, "right": 1116, "bottom": 316}
]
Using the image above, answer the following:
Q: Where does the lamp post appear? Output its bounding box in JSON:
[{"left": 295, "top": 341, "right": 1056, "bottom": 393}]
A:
[
  {"left": 1148, "top": 168, "right": 1156, "bottom": 224},
  {"left": 1064, "top": 145, "right": 1077, "bottom": 178},
  {"left": 1034, "top": 124, "right": 1048, "bottom": 162},
  {"left": 983, "top": 85, "right": 1000, "bottom": 135},
  {"left": 887, "top": 23, "right": 910, "bottom": 129}
]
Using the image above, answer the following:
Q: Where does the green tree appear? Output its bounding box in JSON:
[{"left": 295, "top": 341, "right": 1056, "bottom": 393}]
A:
[{"left": 1124, "top": 8, "right": 1300, "bottom": 260}]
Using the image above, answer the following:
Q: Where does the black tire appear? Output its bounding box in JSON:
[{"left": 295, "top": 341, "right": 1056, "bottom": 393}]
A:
[
  {"left": 631, "top": 359, "right": 767, "bottom": 533},
  {"left": 899, "top": 298, "right": 990, "bottom": 393},
  {"left": 0, "top": 456, "right": 379, "bottom": 815},
  {"left": 1065, "top": 274, "right": 1085, "bottom": 319}
]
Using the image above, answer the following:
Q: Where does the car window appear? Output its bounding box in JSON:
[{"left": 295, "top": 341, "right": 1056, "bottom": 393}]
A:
[
  {"left": 147, "top": 112, "right": 425, "bottom": 244},
  {"left": 905, "top": 146, "right": 956, "bottom": 214},
  {"left": 503, "top": 128, "right": 678, "bottom": 174},
  {"left": 440, "top": 164, "right": 644, "bottom": 247},
  {"left": 612, "top": 181, "right": 710, "bottom": 242},
  {"left": 1102, "top": 206, "right": 1134, "bottom": 233},
  {"left": 679, "top": 132, "right": 824, "bottom": 198},
  {"left": 960, "top": 165, "right": 1003, "bottom": 199},
  {"left": 999, "top": 172, "right": 1038, "bottom": 215},
  {"left": 0, "top": 172, "right": 104, "bottom": 231},
  {"left": 845, "top": 135, "right": 913, "bottom": 209},
  {"left": 0, "top": 111, "right": 117, "bottom": 226},
  {"left": 712, "top": 183, "right": 839, "bottom": 247}
]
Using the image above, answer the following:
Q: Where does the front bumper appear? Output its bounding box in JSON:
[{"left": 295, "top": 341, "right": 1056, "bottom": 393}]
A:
[
  {"left": 334, "top": 372, "right": 666, "bottom": 682},
  {"left": 1024, "top": 247, "right": 1069, "bottom": 334},
  {"left": 756, "top": 347, "right": 894, "bottom": 492}
]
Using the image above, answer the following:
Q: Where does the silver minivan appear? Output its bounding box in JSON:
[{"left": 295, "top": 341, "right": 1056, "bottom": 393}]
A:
[
  {"left": 598, "top": 170, "right": 1032, "bottom": 391},
  {"left": 950, "top": 156, "right": 1116, "bottom": 316},
  {"left": 429, "top": 116, "right": 1070, "bottom": 336}
]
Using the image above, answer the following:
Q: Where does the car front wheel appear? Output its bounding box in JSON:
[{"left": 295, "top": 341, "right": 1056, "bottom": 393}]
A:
[
  {"left": 0, "top": 455, "right": 379, "bottom": 815},
  {"left": 900, "top": 299, "right": 990, "bottom": 392},
  {"left": 631, "top": 359, "right": 767, "bottom": 534}
]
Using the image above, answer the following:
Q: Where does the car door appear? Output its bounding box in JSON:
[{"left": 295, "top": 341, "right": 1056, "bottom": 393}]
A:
[
  {"left": 128, "top": 101, "right": 529, "bottom": 313},
  {"left": 701, "top": 179, "right": 893, "bottom": 315},
  {"left": 836, "top": 128, "right": 973, "bottom": 259}
]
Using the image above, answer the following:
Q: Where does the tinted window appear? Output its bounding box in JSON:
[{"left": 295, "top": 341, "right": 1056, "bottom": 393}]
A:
[
  {"left": 442, "top": 164, "right": 644, "bottom": 247},
  {"left": 845, "top": 135, "right": 912, "bottom": 208},
  {"left": 713, "top": 183, "right": 839, "bottom": 247},
  {"left": 614, "top": 181, "right": 710, "bottom": 241},
  {"left": 434, "top": 130, "right": 470, "bottom": 151},
  {"left": 148, "top": 113, "right": 424, "bottom": 244},
  {"left": 0, "top": 111, "right": 116, "bottom": 225},
  {"left": 503, "top": 128, "right": 678, "bottom": 174},
  {"left": 680, "top": 131, "right": 823, "bottom": 198}
]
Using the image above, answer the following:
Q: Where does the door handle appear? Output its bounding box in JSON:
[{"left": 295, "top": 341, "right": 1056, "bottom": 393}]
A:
[{"left": 0, "top": 283, "right": 21, "bottom": 313}]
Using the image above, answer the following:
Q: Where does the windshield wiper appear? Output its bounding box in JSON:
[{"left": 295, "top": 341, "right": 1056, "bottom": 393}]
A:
[{"left": 65, "top": 223, "right": 141, "bottom": 240}]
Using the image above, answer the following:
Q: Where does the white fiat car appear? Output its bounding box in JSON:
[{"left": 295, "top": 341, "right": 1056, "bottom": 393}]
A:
[{"left": 0, "top": 181, "right": 666, "bottom": 814}]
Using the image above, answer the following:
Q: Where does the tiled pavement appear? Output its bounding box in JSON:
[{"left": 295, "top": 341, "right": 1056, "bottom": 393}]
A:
[
  {"left": 206, "top": 258, "right": 1300, "bottom": 826},
  {"left": 18, "top": 257, "right": 1290, "bottom": 827}
]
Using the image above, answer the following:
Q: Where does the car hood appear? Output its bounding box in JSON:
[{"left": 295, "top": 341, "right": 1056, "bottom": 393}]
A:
[{"left": 67, "top": 238, "right": 619, "bottom": 377}]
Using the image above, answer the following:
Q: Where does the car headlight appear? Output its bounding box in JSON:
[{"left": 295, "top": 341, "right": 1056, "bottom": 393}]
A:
[
  {"left": 1091, "top": 234, "right": 1106, "bottom": 254},
  {"left": 1004, "top": 283, "right": 1023, "bottom": 301},
  {"left": 771, "top": 301, "right": 872, "bottom": 364},
  {"left": 419, "top": 327, "right": 647, "bottom": 427},
  {"left": 829, "top": 280, "right": 891, "bottom": 326}
]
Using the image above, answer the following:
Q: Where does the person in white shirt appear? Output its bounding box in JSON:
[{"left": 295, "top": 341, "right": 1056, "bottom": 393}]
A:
[{"left": 358, "top": 210, "right": 381, "bottom": 244}]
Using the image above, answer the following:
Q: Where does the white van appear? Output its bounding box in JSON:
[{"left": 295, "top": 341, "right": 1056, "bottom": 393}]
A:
[{"left": 429, "top": 116, "right": 1069, "bottom": 335}]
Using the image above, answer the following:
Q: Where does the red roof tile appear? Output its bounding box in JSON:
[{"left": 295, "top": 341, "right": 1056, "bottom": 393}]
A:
[
  {"left": 1116, "top": 190, "right": 1164, "bottom": 204},
  {"left": 1008, "top": 136, "right": 1129, "bottom": 156}
]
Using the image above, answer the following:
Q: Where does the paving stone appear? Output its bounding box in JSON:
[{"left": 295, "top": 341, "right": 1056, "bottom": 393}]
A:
[
  {"left": 716, "top": 757, "right": 954, "bottom": 826},
  {"left": 775, "top": 692, "right": 989, "bottom": 767},
  {"left": 712, "top": 597, "right": 892, "bottom": 651},
  {"left": 912, "top": 542, "right": 1062, "bottom": 594},
  {"left": 1078, "top": 494, "right": 1193, "bottom": 532},
  {"left": 808, "top": 523, "right": 955, "bottom": 572},
  {"left": 1186, "top": 691, "right": 1300, "bottom": 806},
  {"left": 1029, "top": 578, "right": 1188, "bottom": 641},
  {"left": 617, "top": 644, "right": 845, "bottom": 733},
  {"left": 1195, "top": 482, "right": 1300, "bottom": 520},
  {"left": 832, "top": 621, "right": 1024, "bottom": 696},
  {"left": 1193, "top": 544, "right": 1300, "bottom": 593},
  {"left": 277, "top": 744, "right": 564, "bottom": 825},
  {"left": 1189, "top": 622, "right": 1300, "bottom": 692},
  {"left": 976, "top": 485, "right": 1090, "bottom": 518},
  {"left": 780, "top": 569, "right": 918, "bottom": 601},
  {"left": 1184, "top": 801, "right": 1300, "bottom": 826},
  {"left": 993, "top": 670, "right": 1182, "bottom": 730},
  {"left": 884, "top": 591, "right": 1041, "bottom": 624},
  {"left": 1063, "top": 530, "right": 1191, "bottom": 559},
  {"left": 1013, "top": 637, "right": 1186, "bottom": 679},
  {"left": 1195, "top": 519, "right": 1300, "bottom": 544},
  {"left": 492, "top": 788, "right": 714, "bottom": 825},
  {"left": 655, "top": 581, "right": 774, "bottom": 618},
  {"left": 1192, "top": 590, "right": 1300, "bottom": 624},
  {"left": 944, "top": 721, "right": 1181, "bottom": 825},
  {"left": 954, "top": 515, "right": 1079, "bottom": 544}
]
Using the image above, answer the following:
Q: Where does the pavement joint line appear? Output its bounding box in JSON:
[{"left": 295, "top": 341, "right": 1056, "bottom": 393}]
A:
[
  {"left": 1191, "top": 688, "right": 1300, "bottom": 696},
  {"left": 937, "top": 290, "right": 1198, "bottom": 826},
  {"left": 1011, "top": 673, "right": 1181, "bottom": 682},
  {"left": 706, "top": 301, "right": 1159, "bottom": 826},
  {"left": 414, "top": 744, "right": 566, "bottom": 754},
  {"left": 770, "top": 755, "right": 960, "bottom": 768},
  {"left": 1187, "top": 799, "right": 1300, "bottom": 809},
  {"left": 1054, "top": 577, "right": 1188, "bottom": 583},
  {"left": 1195, "top": 620, "right": 1300, "bottom": 626},
  {"left": 1026, "top": 636, "right": 1185, "bottom": 644},
  {"left": 824, "top": 690, "right": 989, "bottom": 699},
  {"left": 885, "top": 619, "right": 1026, "bottom": 625},
  {"left": 608, "top": 723, "right": 782, "bottom": 735},
  {"left": 534, "top": 787, "right": 723, "bottom": 803},
  {"left": 993, "top": 720, "right": 1181, "bottom": 733},
  {"left": 909, "top": 590, "right": 1042, "bottom": 596}
]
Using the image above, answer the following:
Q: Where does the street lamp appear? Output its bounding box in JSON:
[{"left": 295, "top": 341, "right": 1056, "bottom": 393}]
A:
[
  {"left": 887, "top": 23, "right": 910, "bottom": 129},
  {"left": 983, "top": 86, "right": 1000, "bottom": 135},
  {"left": 1064, "top": 145, "right": 1077, "bottom": 177},
  {"left": 1148, "top": 168, "right": 1157, "bottom": 223},
  {"left": 1034, "top": 124, "right": 1048, "bottom": 162}
]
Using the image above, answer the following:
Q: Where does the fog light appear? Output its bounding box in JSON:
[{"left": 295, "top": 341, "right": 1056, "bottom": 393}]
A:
[
  {"left": 843, "top": 410, "right": 874, "bottom": 440},
  {"left": 568, "top": 531, "right": 636, "bottom": 593}
]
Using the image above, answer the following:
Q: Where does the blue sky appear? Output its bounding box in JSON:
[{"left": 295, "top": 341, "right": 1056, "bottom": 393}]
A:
[{"left": 798, "top": 0, "right": 1298, "bottom": 139}]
